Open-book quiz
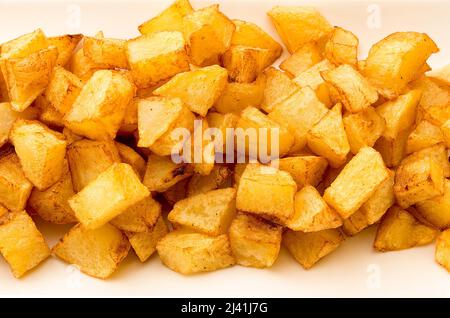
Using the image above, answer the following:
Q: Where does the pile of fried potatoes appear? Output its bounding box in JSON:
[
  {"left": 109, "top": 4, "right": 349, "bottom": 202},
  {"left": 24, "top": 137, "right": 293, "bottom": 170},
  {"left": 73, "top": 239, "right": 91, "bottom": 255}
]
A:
[{"left": 0, "top": 0, "right": 449, "bottom": 279}]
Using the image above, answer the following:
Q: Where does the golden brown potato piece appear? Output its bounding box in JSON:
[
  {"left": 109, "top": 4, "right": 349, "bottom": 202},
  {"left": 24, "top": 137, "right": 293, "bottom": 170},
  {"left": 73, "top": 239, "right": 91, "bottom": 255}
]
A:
[
  {"left": 284, "top": 228, "right": 344, "bottom": 269},
  {"left": 222, "top": 45, "right": 271, "bottom": 83},
  {"left": 394, "top": 156, "right": 444, "bottom": 208},
  {"left": 126, "top": 216, "right": 168, "bottom": 262},
  {"left": 111, "top": 196, "right": 161, "bottom": 232},
  {"left": 427, "top": 64, "right": 450, "bottom": 86},
  {"left": 274, "top": 156, "right": 328, "bottom": 188},
  {"left": 0, "top": 102, "right": 39, "bottom": 148},
  {"left": 236, "top": 163, "right": 297, "bottom": 224},
  {"left": 154, "top": 65, "right": 228, "bottom": 116},
  {"left": 435, "top": 229, "right": 450, "bottom": 272},
  {"left": 156, "top": 230, "right": 235, "bottom": 274},
  {"left": 402, "top": 143, "right": 450, "bottom": 178},
  {"left": 307, "top": 103, "right": 350, "bottom": 168},
  {"left": 182, "top": 5, "right": 235, "bottom": 66},
  {"left": 324, "top": 147, "right": 389, "bottom": 218},
  {"left": 406, "top": 121, "right": 444, "bottom": 154},
  {"left": 206, "top": 112, "right": 238, "bottom": 153},
  {"left": 28, "top": 160, "right": 77, "bottom": 224},
  {"left": 64, "top": 70, "right": 135, "bottom": 140},
  {"left": 415, "top": 179, "right": 450, "bottom": 230},
  {"left": 187, "top": 165, "right": 231, "bottom": 197},
  {"left": 374, "top": 206, "right": 438, "bottom": 252},
  {"left": 267, "top": 6, "right": 332, "bottom": 54},
  {"left": 68, "top": 44, "right": 102, "bottom": 82},
  {"left": 168, "top": 188, "right": 236, "bottom": 236},
  {"left": 260, "top": 67, "right": 298, "bottom": 113},
  {"left": 321, "top": 64, "right": 378, "bottom": 113},
  {"left": 126, "top": 31, "right": 189, "bottom": 88},
  {"left": 143, "top": 154, "right": 193, "bottom": 192},
  {"left": 53, "top": 223, "right": 130, "bottom": 279},
  {"left": 67, "top": 139, "right": 121, "bottom": 192},
  {"left": 1, "top": 29, "right": 48, "bottom": 59},
  {"left": 286, "top": 185, "right": 342, "bottom": 232},
  {"left": 374, "top": 128, "right": 411, "bottom": 168},
  {"left": 10, "top": 120, "right": 66, "bottom": 190},
  {"left": 0, "top": 210, "right": 50, "bottom": 278},
  {"left": 69, "top": 163, "right": 150, "bottom": 229},
  {"left": 84, "top": 36, "right": 128, "bottom": 69},
  {"left": 324, "top": 27, "right": 358, "bottom": 66},
  {"left": 115, "top": 142, "right": 146, "bottom": 179},
  {"left": 280, "top": 42, "right": 322, "bottom": 77},
  {"left": 343, "top": 106, "right": 385, "bottom": 154},
  {"left": 229, "top": 212, "right": 282, "bottom": 268},
  {"left": 48, "top": 34, "right": 82, "bottom": 66},
  {"left": 363, "top": 32, "right": 438, "bottom": 98}
]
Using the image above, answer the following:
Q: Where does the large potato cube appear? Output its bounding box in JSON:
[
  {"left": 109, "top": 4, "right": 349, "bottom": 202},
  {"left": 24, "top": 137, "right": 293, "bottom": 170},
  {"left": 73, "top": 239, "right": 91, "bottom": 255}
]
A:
[
  {"left": 260, "top": 67, "right": 298, "bottom": 113},
  {"left": 222, "top": 45, "right": 271, "bottom": 83},
  {"left": 53, "top": 223, "right": 130, "bottom": 279},
  {"left": 69, "top": 163, "right": 150, "bottom": 229},
  {"left": 111, "top": 196, "right": 161, "bottom": 233},
  {"left": 83, "top": 36, "right": 128, "bottom": 69},
  {"left": 415, "top": 179, "right": 450, "bottom": 230},
  {"left": 156, "top": 230, "right": 235, "bottom": 274},
  {"left": 436, "top": 230, "right": 450, "bottom": 273},
  {"left": 324, "top": 27, "right": 358, "bottom": 66},
  {"left": 274, "top": 155, "right": 328, "bottom": 188},
  {"left": 280, "top": 42, "right": 322, "bottom": 77},
  {"left": 0, "top": 210, "right": 50, "bottom": 278},
  {"left": 406, "top": 120, "right": 444, "bottom": 154},
  {"left": 229, "top": 212, "right": 282, "bottom": 268},
  {"left": 402, "top": 143, "right": 450, "bottom": 178},
  {"left": 374, "top": 128, "right": 410, "bottom": 167}
]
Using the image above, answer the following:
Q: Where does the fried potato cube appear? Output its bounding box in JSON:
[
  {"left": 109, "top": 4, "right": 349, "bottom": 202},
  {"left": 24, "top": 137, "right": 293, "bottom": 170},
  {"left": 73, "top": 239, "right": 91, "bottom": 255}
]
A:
[
  {"left": 206, "top": 112, "right": 238, "bottom": 152},
  {"left": 363, "top": 32, "right": 438, "bottom": 98},
  {"left": 156, "top": 230, "right": 235, "bottom": 274},
  {"left": 324, "top": 147, "right": 389, "bottom": 218},
  {"left": 1, "top": 29, "right": 48, "bottom": 59},
  {"left": 229, "top": 212, "right": 282, "bottom": 268},
  {"left": 274, "top": 156, "right": 328, "bottom": 188},
  {"left": 118, "top": 97, "right": 138, "bottom": 135},
  {"left": 53, "top": 223, "right": 130, "bottom": 279},
  {"left": 48, "top": 34, "right": 82, "bottom": 66},
  {"left": 182, "top": 5, "right": 235, "bottom": 66},
  {"left": 376, "top": 89, "right": 421, "bottom": 139},
  {"left": 187, "top": 165, "right": 231, "bottom": 197},
  {"left": 143, "top": 154, "right": 193, "bottom": 192},
  {"left": 427, "top": 64, "right": 450, "bottom": 86},
  {"left": 0, "top": 210, "right": 50, "bottom": 278},
  {"left": 267, "top": 6, "right": 332, "bottom": 54},
  {"left": 436, "top": 230, "right": 450, "bottom": 272},
  {"left": 286, "top": 185, "right": 342, "bottom": 232},
  {"left": 402, "top": 143, "right": 450, "bottom": 178},
  {"left": 28, "top": 160, "right": 77, "bottom": 224},
  {"left": 68, "top": 45, "right": 102, "bottom": 82},
  {"left": 222, "top": 45, "right": 271, "bottom": 83},
  {"left": 283, "top": 228, "right": 344, "bottom": 269},
  {"left": 115, "top": 142, "right": 146, "bottom": 179},
  {"left": 126, "top": 216, "right": 168, "bottom": 262},
  {"left": 269, "top": 86, "right": 328, "bottom": 153},
  {"left": 374, "top": 206, "right": 438, "bottom": 252},
  {"left": 67, "top": 139, "right": 121, "bottom": 192},
  {"left": 280, "top": 42, "right": 322, "bottom": 77},
  {"left": 415, "top": 179, "right": 450, "bottom": 230},
  {"left": 343, "top": 106, "right": 385, "bottom": 154},
  {"left": 406, "top": 121, "right": 444, "bottom": 154},
  {"left": 111, "top": 196, "right": 161, "bottom": 232},
  {"left": 324, "top": 27, "right": 358, "bottom": 66},
  {"left": 343, "top": 170, "right": 395, "bottom": 235},
  {"left": 321, "top": 64, "right": 378, "bottom": 113},
  {"left": 0, "top": 102, "right": 38, "bottom": 148},
  {"left": 214, "top": 74, "right": 266, "bottom": 114},
  {"left": 412, "top": 77, "right": 450, "bottom": 126},
  {"left": 64, "top": 70, "right": 135, "bottom": 140},
  {"left": 154, "top": 65, "right": 228, "bottom": 116},
  {"left": 374, "top": 129, "right": 410, "bottom": 167},
  {"left": 126, "top": 31, "right": 189, "bottom": 88},
  {"left": 69, "top": 163, "right": 150, "bottom": 229},
  {"left": 442, "top": 119, "right": 450, "bottom": 148},
  {"left": 168, "top": 188, "right": 236, "bottom": 236},
  {"left": 307, "top": 103, "right": 350, "bottom": 168},
  {"left": 10, "top": 120, "right": 66, "bottom": 190},
  {"left": 236, "top": 106, "right": 294, "bottom": 158},
  {"left": 261, "top": 67, "right": 298, "bottom": 113},
  {"left": 83, "top": 36, "right": 128, "bottom": 69},
  {"left": 236, "top": 164, "right": 297, "bottom": 224}
]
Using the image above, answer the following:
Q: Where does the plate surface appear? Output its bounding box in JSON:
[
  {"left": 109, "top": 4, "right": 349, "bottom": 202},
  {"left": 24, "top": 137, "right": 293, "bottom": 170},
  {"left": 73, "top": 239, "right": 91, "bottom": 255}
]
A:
[{"left": 0, "top": 0, "right": 449, "bottom": 298}]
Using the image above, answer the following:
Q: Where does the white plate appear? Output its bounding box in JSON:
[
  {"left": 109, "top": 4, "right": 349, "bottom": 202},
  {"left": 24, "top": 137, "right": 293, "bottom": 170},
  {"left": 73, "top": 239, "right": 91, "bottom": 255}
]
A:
[{"left": 0, "top": 0, "right": 449, "bottom": 298}]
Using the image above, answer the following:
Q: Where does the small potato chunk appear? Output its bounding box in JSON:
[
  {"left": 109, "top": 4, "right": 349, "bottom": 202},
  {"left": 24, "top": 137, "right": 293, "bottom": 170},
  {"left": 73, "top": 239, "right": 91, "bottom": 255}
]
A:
[
  {"left": 286, "top": 185, "right": 342, "bottom": 232},
  {"left": 48, "top": 34, "right": 82, "bottom": 66},
  {"left": 83, "top": 36, "right": 128, "bottom": 69},
  {"left": 261, "top": 67, "right": 298, "bottom": 113},
  {"left": 168, "top": 188, "right": 236, "bottom": 236},
  {"left": 115, "top": 142, "right": 146, "bottom": 179},
  {"left": 0, "top": 102, "right": 39, "bottom": 148},
  {"left": 394, "top": 156, "right": 444, "bottom": 208},
  {"left": 126, "top": 216, "right": 168, "bottom": 262},
  {"left": 406, "top": 121, "right": 444, "bottom": 154},
  {"left": 280, "top": 42, "right": 322, "bottom": 77},
  {"left": 374, "top": 206, "right": 438, "bottom": 252},
  {"left": 324, "top": 147, "right": 389, "bottom": 218},
  {"left": 229, "top": 213, "right": 282, "bottom": 268},
  {"left": 10, "top": 120, "right": 66, "bottom": 190},
  {"left": 343, "top": 106, "right": 385, "bottom": 154},
  {"left": 321, "top": 64, "right": 378, "bottom": 113},
  {"left": 324, "top": 27, "right": 358, "bottom": 66},
  {"left": 283, "top": 228, "right": 344, "bottom": 269},
  {"left": 28, "top": 160, "right": 77, "bottom": 224},
  {"left": 374, "top": 128, "right": 410, "bottom": 168},
  {"left": 69, "top": 163, "right": 150, "bottom": 229},
  {"left": 64, "top": 70, "right": 135, "bottom": 140},
  {"left": 111, "top": 196, "right": 161, "bottom": 232},
  {"left": 273, "top": 156, "right": 328, "bottom": 188},
  {"left": 363, "top": 32, "right": 438, "bottom": 98},
  {"left": 436, "top": 230, "right": 450, "bottom": 273},
  {"left": 154, "top": 65, "right": 228, "bottom": 116},
  {"left": 236, "top": 164, "right": 297, "bottom": 224},
  {"left": 269, "top": 86, "right": 328, "bottom": 153},
  {"left": 0, "top": 210, "right": 50, "bottom": 278},
  {"left": 415, "top": 179, "right": 450, "bottom": 230},
  {"left": 187, "top": 165, "right": 231, "bottom": 197},
  {"left": 267, "top": 6, "right": 332, "bottom": 54},
  {"left": 222, "top": 45, "right": 271, "bottom": 83},
  {"left": 126, "top": 31, "right": 189, "bottom": 88},
  {"left": 67, "top": 139, "right": 121, "bottom": 192},
  {"left": 182, "top": 5, "right": 235, "bottom": 66},
  {"left": 157, "top": 230, "right": 235, "bottom": 274},
  {"left": 53, "top": 223, "right": 130, "bottom": 279},
  {"left": 143, "top": 154, "right": 193, "bottom": 192}
]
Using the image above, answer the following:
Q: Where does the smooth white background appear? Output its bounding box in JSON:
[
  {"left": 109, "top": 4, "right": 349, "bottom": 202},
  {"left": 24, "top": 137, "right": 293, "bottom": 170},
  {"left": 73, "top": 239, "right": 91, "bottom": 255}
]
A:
[{"left": 0, "top": 0, "right": 449, "bottom": 297}]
